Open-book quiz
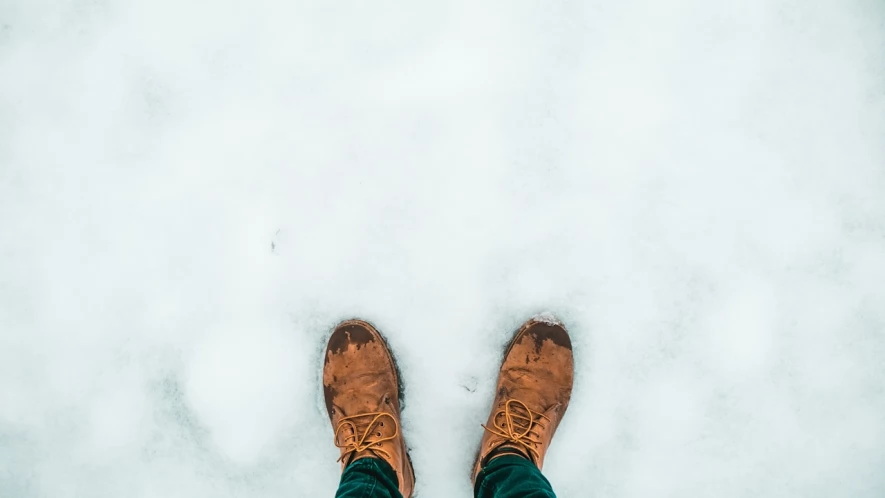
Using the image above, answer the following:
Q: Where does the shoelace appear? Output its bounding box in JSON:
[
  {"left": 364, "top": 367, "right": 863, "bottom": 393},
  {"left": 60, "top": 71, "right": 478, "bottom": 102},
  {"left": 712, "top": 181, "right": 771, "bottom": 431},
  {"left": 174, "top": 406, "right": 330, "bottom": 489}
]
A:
[
  {"left": 481, "top": 399, "right": 548, "bottom": 462},
  {"left": 335, "top": 412, "right": 399, "bottom": 463}
]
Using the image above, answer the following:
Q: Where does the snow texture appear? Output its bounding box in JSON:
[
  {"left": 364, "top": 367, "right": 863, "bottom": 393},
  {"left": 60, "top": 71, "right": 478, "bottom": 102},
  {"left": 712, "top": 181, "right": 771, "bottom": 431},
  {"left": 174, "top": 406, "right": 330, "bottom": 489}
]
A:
[{"left": 1, "top": 1, "right": 885, "bottom": 497}]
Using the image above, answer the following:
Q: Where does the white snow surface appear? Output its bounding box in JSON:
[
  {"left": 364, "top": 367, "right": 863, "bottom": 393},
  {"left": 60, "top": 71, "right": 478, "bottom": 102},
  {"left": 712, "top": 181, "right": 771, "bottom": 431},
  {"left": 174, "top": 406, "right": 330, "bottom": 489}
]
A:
[{"left": 2, "top": 1, "right": 885, "bottom": 497}]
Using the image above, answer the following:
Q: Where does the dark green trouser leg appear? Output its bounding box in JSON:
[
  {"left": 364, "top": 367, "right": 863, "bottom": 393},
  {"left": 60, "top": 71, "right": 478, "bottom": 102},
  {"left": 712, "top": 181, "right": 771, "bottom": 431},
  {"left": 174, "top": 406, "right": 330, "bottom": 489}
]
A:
[
  {"left": 474, "top": 455, "right": 557, "bottom": 498},
  {"left": 335, "top": 458, "right": 403, "bottom": 498}
]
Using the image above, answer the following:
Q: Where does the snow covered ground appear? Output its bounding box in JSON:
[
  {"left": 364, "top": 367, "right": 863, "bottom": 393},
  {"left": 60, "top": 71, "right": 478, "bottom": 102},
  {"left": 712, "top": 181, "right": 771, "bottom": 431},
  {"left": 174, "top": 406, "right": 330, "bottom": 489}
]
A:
[{"left": 2, "top": 1, "right": 884, "bottom": 496}]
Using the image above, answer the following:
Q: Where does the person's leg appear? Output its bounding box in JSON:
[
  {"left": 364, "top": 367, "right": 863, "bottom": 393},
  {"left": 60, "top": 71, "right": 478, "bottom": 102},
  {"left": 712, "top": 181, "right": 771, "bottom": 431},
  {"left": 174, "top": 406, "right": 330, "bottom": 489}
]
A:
[
  {"left": 474, "top": 454, "right": 555, "bottom": 498},
  {"left": 336, "top": 457, "right": 403, "bottom": 498},
  {"left": 471, "top": 314, "right": 574, "bottom": 498},
  {"left": 324, "top": 320, "right": 415, "bottom": 498}
]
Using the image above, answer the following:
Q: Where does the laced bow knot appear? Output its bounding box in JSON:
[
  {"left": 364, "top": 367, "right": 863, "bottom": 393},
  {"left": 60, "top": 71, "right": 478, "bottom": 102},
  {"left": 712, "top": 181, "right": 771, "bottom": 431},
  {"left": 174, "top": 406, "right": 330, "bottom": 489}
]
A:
[
  {"left": 334, "top": 412, "right": 399, "bottom": 463},
  {"left": 481, "top": 399, "right": 549, "bottom": 463}
]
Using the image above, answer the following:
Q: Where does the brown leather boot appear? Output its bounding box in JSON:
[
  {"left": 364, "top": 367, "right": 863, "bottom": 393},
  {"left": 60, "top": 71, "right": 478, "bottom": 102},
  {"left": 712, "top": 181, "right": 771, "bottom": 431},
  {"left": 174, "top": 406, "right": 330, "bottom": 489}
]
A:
[
  {"left": 472, "top": 315, "right": 574, "bottom": 483},
  {"left": 323, "top": 319, "right": 415, "bottom": 497}
]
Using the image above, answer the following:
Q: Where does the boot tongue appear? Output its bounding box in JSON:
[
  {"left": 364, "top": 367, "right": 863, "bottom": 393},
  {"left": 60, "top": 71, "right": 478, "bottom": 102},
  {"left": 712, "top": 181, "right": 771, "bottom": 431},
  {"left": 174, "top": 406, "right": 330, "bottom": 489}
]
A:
[
  {"left": 339, "top": 416, "right": 396, "bottom": 466},
  {"left": 334, "top": 393, "right": 397, "bottom": 465},
  {"left": 481, "top": 398, "right": 548, "bottom": 466},
  {"left": 485, "top": 443, "right": 534, "bottom": 465}
]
